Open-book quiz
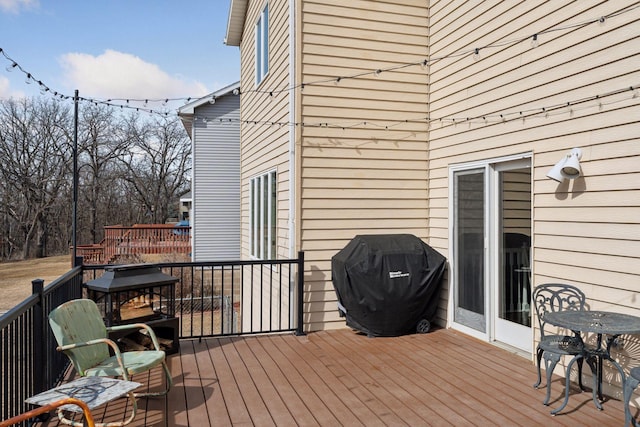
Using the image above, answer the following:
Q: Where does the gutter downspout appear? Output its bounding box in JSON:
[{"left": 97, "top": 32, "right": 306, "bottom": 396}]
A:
[
  {"left": 288, "top": 0, "right": 296, "bottom": 260},
  {"left": 288, "top": 0, "right": 298, "bottom": 328},
  {"left": 190, "top": 115, "right": 196, "bottom": 262}
]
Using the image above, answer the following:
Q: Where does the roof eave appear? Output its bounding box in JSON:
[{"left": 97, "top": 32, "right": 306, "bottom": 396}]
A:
[
  {"left": 178, "top": 81, "right": 240, "bottom": 115},
  {"left": 178, "top": 81, "right": 241, "bottom": 136},
  {"left": 224, "top": 0, "right": 248, "bottom": 46}
]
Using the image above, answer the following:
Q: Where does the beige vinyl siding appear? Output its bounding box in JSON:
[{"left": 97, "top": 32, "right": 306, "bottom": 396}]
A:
[
  {"left": 238, "top": 0, "right": 292, "bottom": 261},
  {"left": 427, "top": 0, "right": 640, "bottom": 373},
  {"left": 236, "top": 0, "right": 294, "bottom": 334},
  {"left": 232, "top": 0, "right": 639, "bottom": 343},
  {"left": 299, "top": 0, "right": 430, "bottom": 330}
]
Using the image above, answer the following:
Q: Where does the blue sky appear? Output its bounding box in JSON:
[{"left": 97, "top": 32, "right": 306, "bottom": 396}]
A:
[{"left": 0, "top": 0, "right": 239, "bottom": 111}]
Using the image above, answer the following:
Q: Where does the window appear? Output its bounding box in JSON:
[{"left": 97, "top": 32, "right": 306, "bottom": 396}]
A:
[
  {"left": 250, "top": 170, "right": 277, "bottom": 259},
  {"left": 255, "top": 3, "right": 269, "bottom": 85}
]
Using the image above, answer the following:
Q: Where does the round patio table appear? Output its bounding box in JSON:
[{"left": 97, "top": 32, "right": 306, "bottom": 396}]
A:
[{"left": 544, "top": 310, "right": 640, "bottom": 414}]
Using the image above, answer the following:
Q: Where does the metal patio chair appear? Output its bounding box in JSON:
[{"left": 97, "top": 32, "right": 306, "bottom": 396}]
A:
[
  {"left": 532, "top": 283, "right": 587, "bottom": 410},
  {"left": 48, "top": 299, "right": 173, "bottom": 426},
  {"left": 623, "top": 366, "right": 640, "bottom": 426}
]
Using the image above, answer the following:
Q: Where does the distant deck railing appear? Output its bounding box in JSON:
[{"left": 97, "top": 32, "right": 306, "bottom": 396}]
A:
[
  {"left": 0, "top": 253, "right": 304, "bottom": 424},
  {"left": 75, "top": 224, "right": 191, "bottom": 265}
]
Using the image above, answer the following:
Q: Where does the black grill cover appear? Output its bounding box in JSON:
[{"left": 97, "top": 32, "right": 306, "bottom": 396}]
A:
[{"left": 331, "top": 234, "right": 446, "bottom": 337}]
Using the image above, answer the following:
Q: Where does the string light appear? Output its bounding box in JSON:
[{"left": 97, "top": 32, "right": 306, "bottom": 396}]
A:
[
  {"left": 232, "top": 3, "right": 640, "bottom": 97},
  {"left": 185, "top": 84, "right": 637, "bottom": 130},
  {"left": 531, "top": 34, "right": 539, "bottom": 48},
  {"left": 0, "top": 3, "right": 637, "bottom": 120}
]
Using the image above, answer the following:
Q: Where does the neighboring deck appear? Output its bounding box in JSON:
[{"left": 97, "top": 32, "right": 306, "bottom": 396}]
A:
[{"left": 48, "top": 328, "right": 629, "bottom": 426}]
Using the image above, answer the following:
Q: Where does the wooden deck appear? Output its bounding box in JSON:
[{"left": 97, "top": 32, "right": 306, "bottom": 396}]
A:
[{"left": 49, "top": 328, "right": 632, "bottom": 426}]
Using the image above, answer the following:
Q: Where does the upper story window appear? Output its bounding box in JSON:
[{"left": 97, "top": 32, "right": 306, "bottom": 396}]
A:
[
  {"left": 255, "top": 3, "right": 269, "bottom": 85},
  {"left": 250, "top": 170, "right": 277, "bottom": 259}
]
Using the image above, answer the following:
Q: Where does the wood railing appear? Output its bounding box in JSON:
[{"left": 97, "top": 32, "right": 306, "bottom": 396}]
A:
[{"left": 75, "top": 224, "right": 191, "bottom": 265}]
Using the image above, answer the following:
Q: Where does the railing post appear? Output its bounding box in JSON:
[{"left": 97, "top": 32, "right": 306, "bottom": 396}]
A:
[
  {"left": 32, "top": 279, "right": 46, "bottom": 395},
  {"left": 295, "top": 251, "right": 306, "bottom": 336}
]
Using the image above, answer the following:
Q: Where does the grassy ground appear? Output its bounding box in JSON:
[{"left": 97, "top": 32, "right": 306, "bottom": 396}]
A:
[{"left": 0, "top": 255, "right": 72, "bottom": 311}]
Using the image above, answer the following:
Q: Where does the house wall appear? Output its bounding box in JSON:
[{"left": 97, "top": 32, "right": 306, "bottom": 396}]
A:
[
  {"left": 192, "top": 96, "right": 241, "bottom": 261},
  {"left": 299, "top": 0, "right": 430, "bottom": 330},
  {"left": 232, "top": 0, "right": 640, "bottom": 339},
  {"left": 427, "top": 0, "right": 640, "bottom": 351},
  {"left": 238, "top": 0, "right": 293, "bottom": 261}
]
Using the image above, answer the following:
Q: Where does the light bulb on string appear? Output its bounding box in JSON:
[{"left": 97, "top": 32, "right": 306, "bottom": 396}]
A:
[
  {"left": 5, "top": 62, "right": 17, "bottom": 72},
  {"left": 24, "top": 73, "right": 32, "bottom": 84},
  {"left": 473, "top": 48, "right": 481, "bottom": 61},
  {"left": 531, "top": 34, "right": 539, "bottom": 48}
]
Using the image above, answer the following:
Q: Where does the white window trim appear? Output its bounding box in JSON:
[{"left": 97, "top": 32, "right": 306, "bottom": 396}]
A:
[
  {"left": 249, "top": 170, "right": 276, "bottom": 260},
  {"left": 255, "top": 3, "right": 269, "bottom": 85},
  {"left": 447, "top": 152, "right": 533, "bottom": 342}
]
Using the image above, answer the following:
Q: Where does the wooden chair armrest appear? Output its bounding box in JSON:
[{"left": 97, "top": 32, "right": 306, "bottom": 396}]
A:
[{"left": 0, "top": 397, "right": 95, "bottom": 427}]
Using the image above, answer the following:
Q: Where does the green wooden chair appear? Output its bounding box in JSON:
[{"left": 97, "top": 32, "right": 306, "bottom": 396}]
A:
[{"left": 48, "top": 299, "right": 173, "bottom": 426}]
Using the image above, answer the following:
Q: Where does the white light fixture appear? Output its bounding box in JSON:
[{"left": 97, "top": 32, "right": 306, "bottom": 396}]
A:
[{"left": 546, "top": 148, "right": 583, "bottom": 183}]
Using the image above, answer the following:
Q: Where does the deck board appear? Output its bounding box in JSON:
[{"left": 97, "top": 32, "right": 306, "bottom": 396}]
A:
[{"left": 43, "top": 328, "right": 631, "bottom": 426}]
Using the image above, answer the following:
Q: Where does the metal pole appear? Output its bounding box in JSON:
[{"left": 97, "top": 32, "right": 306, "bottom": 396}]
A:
[
  {"left": 72, "top": 89, "right": 78, "bottom": 267},
  {"left": 31, "top": 279, "right": 45, "bottom": 394},
  {"left": 295, "top": 251, "right": 305, "bottom": 336}
]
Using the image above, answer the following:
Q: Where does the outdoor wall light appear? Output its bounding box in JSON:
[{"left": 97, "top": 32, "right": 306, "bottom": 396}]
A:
[{"left": 546, "top": 148, "right": 583, "bottom": 182}]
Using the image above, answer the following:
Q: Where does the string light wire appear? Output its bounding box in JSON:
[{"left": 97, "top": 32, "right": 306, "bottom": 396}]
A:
[{"left": 0, "top": 2, "right": 638, "bottom": 121}]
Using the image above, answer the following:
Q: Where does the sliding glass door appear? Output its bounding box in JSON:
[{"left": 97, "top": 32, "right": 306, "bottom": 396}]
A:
[
  {"left": 453, "top": 169, "right": 486, "bottom": 332},
  {"left": 494, "top": 163, "right": 532, "bottom": 350},
  {"left": 451, "top": 157, "right": 532, "bottom": 352}
]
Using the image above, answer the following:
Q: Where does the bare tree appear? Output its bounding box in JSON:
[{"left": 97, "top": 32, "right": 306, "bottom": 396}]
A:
[
  {"left": 0, "top": 98, "right": 72, "bottom": 258},
  {"left": 77, "top": 105, "right": 133, "bottom": 243},
  {"left": 0, "top": 97, "right": 192, "bottom": 260},
  {"left": 119, "top": 115, "right": 191, "bottom": 224}
]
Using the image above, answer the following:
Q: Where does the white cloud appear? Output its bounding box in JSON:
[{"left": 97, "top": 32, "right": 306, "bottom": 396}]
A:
[
  {"left": 0, "top": 76, "right": 25, "bottom": 99},
  {"left": 0, "top": 0, "right": 38, "bottom": 14},
  {"left": 0, "top": 76, "right": 9, "bottom": 98},
  {"left": 60, "top": 50, "right": 209, "bottom": 101}
]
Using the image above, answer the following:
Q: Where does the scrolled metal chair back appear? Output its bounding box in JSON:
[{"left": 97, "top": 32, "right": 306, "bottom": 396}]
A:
[{"left": 532, "top": 283, "right": 586, "bottom": 337}]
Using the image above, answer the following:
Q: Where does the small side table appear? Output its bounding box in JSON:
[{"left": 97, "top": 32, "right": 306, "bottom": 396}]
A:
[{"left": 26, "top": 376, "right": 141, "bottom": 427}]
